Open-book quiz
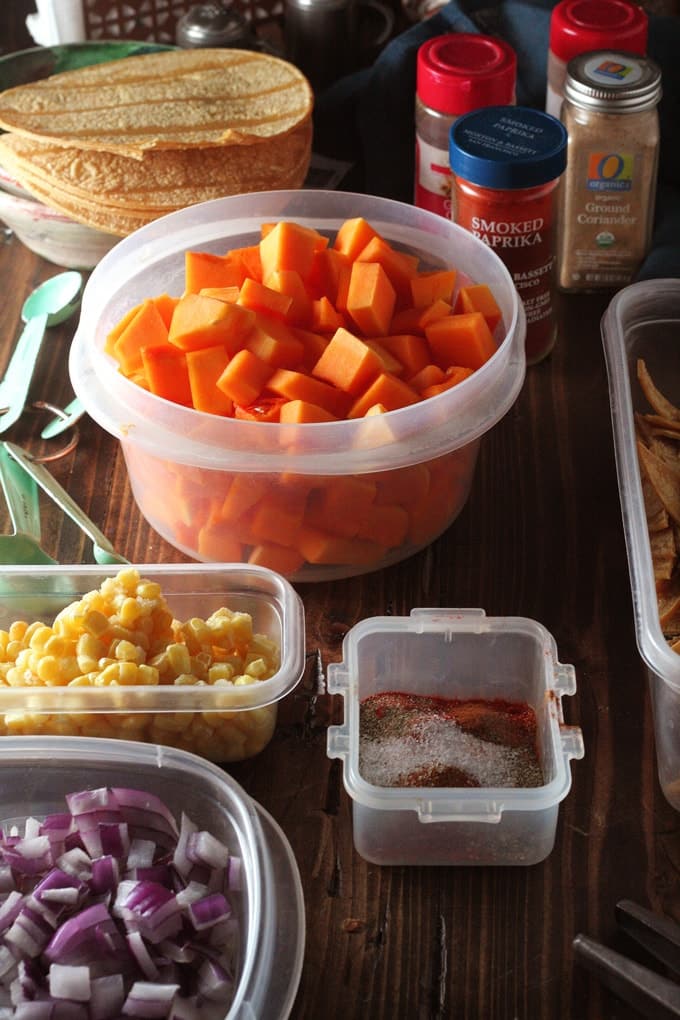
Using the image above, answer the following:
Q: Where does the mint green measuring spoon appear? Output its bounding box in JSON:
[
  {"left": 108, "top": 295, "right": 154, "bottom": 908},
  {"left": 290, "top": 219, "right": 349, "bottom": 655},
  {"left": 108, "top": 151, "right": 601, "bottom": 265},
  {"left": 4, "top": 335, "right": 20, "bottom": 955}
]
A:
[
  {"left": 0, "top": 444, "right": 57, "bottom": 565},
  {"left": 4, "top": 442, "right": 129, "bottom": 566},
  {"left": 0, "top": 271, "right": 83, "bottom": 434}
]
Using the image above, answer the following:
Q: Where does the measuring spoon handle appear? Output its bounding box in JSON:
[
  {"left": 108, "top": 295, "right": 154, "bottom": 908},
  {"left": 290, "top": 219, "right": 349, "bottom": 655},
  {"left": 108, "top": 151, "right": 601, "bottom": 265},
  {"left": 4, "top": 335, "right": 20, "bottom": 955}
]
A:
[
  {"left": 0, "top": 313, "right": 49, "bottom": 433},
  {"left": 3, "top": 442, "right": 119, "bottom": 556},
  {"left": 0, "top": 444, "right": 42, "bottom": 539}
]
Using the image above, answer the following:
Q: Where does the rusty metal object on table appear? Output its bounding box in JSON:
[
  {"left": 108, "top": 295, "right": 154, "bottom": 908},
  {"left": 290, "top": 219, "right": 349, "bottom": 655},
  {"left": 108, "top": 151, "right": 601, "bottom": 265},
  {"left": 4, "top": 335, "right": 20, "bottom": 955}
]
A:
[
  {"left": 40, "top": 396, "right": 85, "bottom": 442},
  {"left": 574, "top": 900, "right": 680, "bottom": 1019}
]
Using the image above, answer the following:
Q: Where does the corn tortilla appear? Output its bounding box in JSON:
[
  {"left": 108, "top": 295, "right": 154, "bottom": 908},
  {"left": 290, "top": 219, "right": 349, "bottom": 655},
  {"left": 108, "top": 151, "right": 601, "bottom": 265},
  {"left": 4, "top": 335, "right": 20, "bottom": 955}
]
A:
[{"left": 0, "top": 49, "right": 314, "bottom": 157}]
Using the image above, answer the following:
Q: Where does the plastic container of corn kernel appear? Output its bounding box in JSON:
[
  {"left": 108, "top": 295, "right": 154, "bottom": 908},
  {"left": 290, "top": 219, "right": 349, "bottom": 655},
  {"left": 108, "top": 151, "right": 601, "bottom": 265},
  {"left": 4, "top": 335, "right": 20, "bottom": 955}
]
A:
[{"left": 0, "top": 563, "right": 305, "bottom": 763}]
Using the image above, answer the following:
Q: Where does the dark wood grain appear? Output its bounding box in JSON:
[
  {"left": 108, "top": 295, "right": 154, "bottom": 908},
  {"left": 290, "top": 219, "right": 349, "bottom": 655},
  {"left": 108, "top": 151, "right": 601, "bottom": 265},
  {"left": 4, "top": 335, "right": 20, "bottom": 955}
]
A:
[{"left": 3, "top": 6, "right": 680, "bottom": 1018}]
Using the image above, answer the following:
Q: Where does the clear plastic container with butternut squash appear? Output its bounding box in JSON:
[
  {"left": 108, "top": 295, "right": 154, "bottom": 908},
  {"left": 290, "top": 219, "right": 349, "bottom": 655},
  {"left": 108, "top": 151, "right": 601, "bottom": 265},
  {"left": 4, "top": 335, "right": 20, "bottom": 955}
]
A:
[{"left": 70, "top": 191, "right": 526, "bottom": 581}]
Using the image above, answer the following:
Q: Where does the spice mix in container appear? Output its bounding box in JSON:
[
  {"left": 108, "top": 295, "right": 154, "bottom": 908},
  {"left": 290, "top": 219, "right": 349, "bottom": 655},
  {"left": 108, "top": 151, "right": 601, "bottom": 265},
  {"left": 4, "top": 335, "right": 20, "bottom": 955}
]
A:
[
  {"left": 556, "top": 50, "right": 661, "bottom": 293},
  {"left": 449, "top": 106, "right": 568, "bottom": 365}
]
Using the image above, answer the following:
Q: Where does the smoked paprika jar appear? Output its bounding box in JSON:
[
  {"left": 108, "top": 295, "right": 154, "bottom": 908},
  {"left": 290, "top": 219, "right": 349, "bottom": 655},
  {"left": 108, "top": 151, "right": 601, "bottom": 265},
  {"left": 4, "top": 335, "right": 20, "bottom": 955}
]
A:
[{"left": 449, "top": 106, "right": 568, "bottom": 364}]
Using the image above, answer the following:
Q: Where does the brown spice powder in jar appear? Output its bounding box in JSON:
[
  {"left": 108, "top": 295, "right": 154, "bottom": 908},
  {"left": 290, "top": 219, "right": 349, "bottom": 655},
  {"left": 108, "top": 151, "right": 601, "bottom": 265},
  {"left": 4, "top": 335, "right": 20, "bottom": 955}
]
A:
[{"left": 556, "top": 50, "right": 661, "bottom": 292}]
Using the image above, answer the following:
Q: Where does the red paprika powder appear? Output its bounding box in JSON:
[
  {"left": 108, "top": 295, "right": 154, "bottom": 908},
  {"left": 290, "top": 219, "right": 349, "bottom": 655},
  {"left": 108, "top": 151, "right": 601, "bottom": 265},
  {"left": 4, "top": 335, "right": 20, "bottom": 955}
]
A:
[{"left": 449, "top": 106, "right": 568, "bottom": 364}]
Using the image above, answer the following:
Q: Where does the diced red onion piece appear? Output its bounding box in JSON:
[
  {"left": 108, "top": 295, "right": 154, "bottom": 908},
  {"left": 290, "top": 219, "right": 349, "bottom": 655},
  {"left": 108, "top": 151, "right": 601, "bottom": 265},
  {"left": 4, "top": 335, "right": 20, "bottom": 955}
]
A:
[
  {"left": 48, "top": 962, "right": 91, "bottom": 1002},
  {"left": 126, "top": 932, "right": 159, "bottom": 981},
  {"left": 65, "top": 788, "right": 118, "bottom": 817},
  {"left": 90, "top": 856, "right": 120, "bottom": 895},
  {"left": 90, "top": 973, "right": 126, "bottom": 1020},
  {"left": 121, "top": 981, "right": 179, "bottom": 1018},
  {"left": 56, "top": 848, "right": 92, "bottom": 883},
  {"left": 197, "top": 958, "right": 233, "bottom": 1002},
  {"left": 0, "top": 890, "right": 23, "bottom": 932},
  {"left": 127, "top": 840, "right": 156, "bottom": 870},
  {"left": 110, "top": 790, "right": 179, "bottom": 838},
  {"left": 2, "top": 836, "right": 53, "bottom": 876},
  {"left": 185, "top": 832, "right": 229, "bottom": 871},
  {"left": 0, "top": 865, "right": 15, "bottom": 894},
  {"left": 187, "top": 894, "right": 231, "bottom": 932}
]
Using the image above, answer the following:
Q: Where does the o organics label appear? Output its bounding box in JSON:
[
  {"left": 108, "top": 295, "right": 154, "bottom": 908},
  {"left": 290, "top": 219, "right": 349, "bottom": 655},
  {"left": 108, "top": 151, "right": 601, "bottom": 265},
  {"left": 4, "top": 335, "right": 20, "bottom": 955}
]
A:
[
  {"left": 593, "top": 59, "right": 633, "bottom": 81},
  {"left": 587, "top": 152, "right": 634, "bottom": 191}
]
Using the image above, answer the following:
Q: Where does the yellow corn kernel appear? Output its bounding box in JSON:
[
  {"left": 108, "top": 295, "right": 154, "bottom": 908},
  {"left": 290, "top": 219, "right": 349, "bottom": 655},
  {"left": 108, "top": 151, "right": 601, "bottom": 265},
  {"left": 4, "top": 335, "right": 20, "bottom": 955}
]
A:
[
  {"left": 207, "top": 664, "right": 235, "bottom": 684},
  {"left": 166, "top": 642, "right": 192, "bottom": 676},
  {"left": 137, "top": 664, "right": 159, "bottom": 686},
  {"left": 8, "top": 621, "right": 28, "bottom": 643},
  {"left": 151, "top": 712, "right": 193, "bottom": 733},
  {"left": 36, "top": 656, "right": 66, "bottom": 685},
  {"left": 234, "top": 674, "right": 256, "bottom": 687},
  {"left": 244, "top": 656, "right": 268, "bottom": 679},
  {"left": 118, "top": 597, "right": 143, "bottom": 628},
  {"left": 114, "top": 640, "right": 144, "bottom": 664},
  {"left": 5, "top": 640, "right": 26, "bottom": 662},
  {"left": 68, "top": 673, "right": 96, "bottom": 687},
  {"left": 96, "top": 662, "right": 127, "bottom": 686},
  {"left": 83, "top": 610, "right": 110, "bottom": 637},
  {"left": 137, "top": 581, "right": 162, "bottom": 601}
]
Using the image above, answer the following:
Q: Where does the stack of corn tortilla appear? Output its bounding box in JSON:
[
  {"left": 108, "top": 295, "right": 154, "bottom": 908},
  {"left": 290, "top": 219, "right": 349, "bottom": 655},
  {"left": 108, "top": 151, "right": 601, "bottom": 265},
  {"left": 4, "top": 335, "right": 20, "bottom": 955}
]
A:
[{"left": 0, "top": 48, "right": 314, "bottom": 236}]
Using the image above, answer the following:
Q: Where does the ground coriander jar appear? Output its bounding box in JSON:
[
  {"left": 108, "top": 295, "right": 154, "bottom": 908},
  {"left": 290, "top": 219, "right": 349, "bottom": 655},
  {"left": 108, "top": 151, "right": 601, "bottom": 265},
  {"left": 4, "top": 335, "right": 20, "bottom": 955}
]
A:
[
  {"left": 449, "top": 106, "right": 568, "bottom": 364},
  {"left": 545, "top": 0, "right": 648, "bottom": 117},
  {"left": 414, "top": 33, "right": 516, "bottom": 218},
  {"left": 556, "top": 51, "right": 661, "bottom": 293}
]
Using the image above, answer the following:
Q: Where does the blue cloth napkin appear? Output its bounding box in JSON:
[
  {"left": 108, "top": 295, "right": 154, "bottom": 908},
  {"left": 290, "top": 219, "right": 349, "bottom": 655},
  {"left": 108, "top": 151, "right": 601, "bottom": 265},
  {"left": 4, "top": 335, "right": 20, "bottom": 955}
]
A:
[{"left": 313, "top": 0, "right": 680, "bottom": 281}]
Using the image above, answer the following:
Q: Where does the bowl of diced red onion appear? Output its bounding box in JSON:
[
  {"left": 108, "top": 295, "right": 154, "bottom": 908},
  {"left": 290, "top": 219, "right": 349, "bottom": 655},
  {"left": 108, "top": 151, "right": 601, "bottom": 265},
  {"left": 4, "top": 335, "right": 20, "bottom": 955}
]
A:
[{"left": 0, "top": 735, "right": 305, "bottom": 1019}]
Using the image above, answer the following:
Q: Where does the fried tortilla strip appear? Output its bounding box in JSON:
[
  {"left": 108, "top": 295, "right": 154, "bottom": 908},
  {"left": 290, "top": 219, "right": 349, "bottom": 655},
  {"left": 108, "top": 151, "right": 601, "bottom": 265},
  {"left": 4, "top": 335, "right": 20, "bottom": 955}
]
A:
[
  {"left": 637, "top": 359, "right": 680, "bottom": 421},
  {"left": 640, "top": 472, "right": 670, "bottom": 531},
  {"left": 651, "top": 527, "right": 678, "bottom": 581},
  {"left": 658, "top": 574, "right": 680, "bottom": 635},
  {"left": 638, "top": 440, "right": 680, "bottom": 526}
]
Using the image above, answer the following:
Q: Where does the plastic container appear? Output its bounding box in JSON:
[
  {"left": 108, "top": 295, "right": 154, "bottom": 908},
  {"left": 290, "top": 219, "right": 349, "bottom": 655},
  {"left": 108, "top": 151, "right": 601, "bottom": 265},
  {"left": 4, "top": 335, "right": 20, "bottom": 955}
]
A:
[
  {"left": 449, "top": 107, "right": 567, "bottom": 365},
  {"left": 326, "top": 608, "right": 584, "bottom": 866},
  {"left": 69, "top": 189, "right": 526, "bottom": 582},
  {"left": 0, "top": 563, "right": 305, "bottom": 763},
  {"left": 0, "top": 734, "right": 305, "bottom": 1018},
  {"left": 601, "top": 279, "right": 680, "bottom": 810},
  {"left": 414, "top": 33, "right": 516, "bottom": 217},
  {"left": 546, "top": 0, "right": 648, "bottom": 117}
]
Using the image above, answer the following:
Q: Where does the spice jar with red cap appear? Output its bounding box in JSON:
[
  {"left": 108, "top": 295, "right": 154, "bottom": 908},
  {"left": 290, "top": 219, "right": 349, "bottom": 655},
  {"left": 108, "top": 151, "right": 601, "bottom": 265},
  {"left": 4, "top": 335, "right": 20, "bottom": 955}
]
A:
[
  {"left": 449, "top": 106, "right": 568, "bottom": 365},
  {"left": 546, "top": 0, "right": 648, "bottom": 117},
  {"left": 414, "top": 33, "right": 516, "bottom": 218}
]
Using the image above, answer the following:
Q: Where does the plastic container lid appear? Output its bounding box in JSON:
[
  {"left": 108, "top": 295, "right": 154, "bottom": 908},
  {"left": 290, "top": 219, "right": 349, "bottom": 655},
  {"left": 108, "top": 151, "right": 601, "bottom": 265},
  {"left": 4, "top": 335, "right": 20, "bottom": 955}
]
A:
[
  {"left": 549, "top": 0, "right": 648, "bottom": 63},
  {"left": 416, "top": 33, "right": 516, "bottom": 115},
  {"left": 449, "top": 106, "right": 568, "bottom": 190}
]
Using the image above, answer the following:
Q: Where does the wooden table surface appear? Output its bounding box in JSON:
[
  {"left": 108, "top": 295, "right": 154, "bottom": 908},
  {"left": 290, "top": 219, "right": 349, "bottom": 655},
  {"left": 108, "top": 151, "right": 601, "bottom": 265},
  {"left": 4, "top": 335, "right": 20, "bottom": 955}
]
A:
[{"left": 3, "top": 8, "right": 680, "bottom": 1020}]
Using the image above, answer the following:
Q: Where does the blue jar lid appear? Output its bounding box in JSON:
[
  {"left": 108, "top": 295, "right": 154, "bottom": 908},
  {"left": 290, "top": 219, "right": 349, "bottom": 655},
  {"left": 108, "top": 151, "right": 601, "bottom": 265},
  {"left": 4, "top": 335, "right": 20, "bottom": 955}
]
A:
[{"left": 449, "top": 106, "right": 568, "bottom": 189}]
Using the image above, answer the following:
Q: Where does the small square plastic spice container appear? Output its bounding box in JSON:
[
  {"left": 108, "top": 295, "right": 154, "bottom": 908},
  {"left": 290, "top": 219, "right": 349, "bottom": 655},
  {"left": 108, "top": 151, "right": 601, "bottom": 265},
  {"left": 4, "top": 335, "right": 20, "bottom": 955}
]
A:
[{"left": 327, "top": 609, "right": 584, "bottom": 866}]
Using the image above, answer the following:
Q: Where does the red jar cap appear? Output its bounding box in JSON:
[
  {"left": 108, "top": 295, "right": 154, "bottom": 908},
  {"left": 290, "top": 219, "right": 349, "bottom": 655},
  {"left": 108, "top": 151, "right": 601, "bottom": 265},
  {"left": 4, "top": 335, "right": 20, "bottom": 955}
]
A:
[
  {"left": 549, "top": 0, "right": 648, "bottom": 62},
  {"left": 416, "top": 33, "right": 517, "bottom": 116}
]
